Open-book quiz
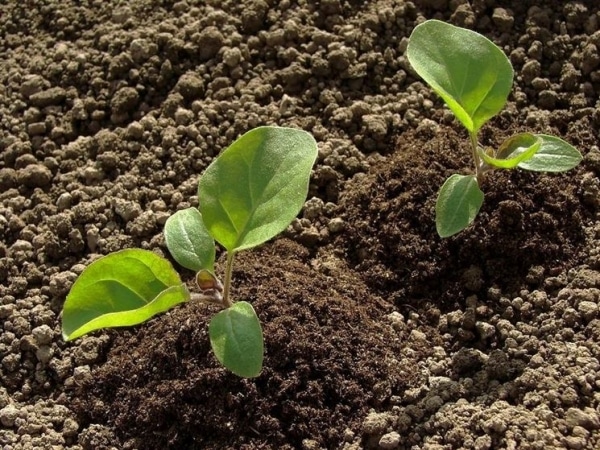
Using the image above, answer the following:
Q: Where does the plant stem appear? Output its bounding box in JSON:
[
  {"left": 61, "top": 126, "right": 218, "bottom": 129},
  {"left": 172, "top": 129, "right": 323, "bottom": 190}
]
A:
[
  {"left": 470, "top": 131, "right": 483, "bottom": 184},
  {"left": 222, "top": 251, "right": 235, "bottom": 308}
]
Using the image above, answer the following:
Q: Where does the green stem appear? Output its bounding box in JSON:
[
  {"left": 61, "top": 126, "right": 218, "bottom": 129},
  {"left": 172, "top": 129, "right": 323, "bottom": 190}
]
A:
[
  {"left": 222, "top": 252, "right": 235, "bottom": 308},
  {"left": 470, "top": 131, "right": 483, "bottom": 184}
]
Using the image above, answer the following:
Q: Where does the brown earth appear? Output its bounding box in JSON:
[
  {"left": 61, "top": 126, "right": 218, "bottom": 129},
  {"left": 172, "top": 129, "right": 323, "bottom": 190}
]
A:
[{"left": 1, "top": 1, "right": 600, "bottom": 449}]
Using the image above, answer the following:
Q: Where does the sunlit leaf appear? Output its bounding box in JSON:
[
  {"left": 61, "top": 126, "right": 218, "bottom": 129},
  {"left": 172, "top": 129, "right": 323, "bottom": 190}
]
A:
[
  {"left": 62, "top": 249, "right": 189, "bottom": 341},
  {"left": 407, "top": 20, "right": 513, "bottom": 133},
  {"left": 478, "top": 133, "right": 541, "bottom": 169},
  {"left": 199, "top": 126, "right": 318, "bottom": 252}
]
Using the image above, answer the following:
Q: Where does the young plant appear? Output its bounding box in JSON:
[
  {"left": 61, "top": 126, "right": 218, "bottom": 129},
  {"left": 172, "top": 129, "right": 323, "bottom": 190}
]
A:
[
  {"left": 406, "top": 20, "right": 582, "bottom": 237},
  {"left": 62, "top": 126, "right": 318, "bottom": 378}
]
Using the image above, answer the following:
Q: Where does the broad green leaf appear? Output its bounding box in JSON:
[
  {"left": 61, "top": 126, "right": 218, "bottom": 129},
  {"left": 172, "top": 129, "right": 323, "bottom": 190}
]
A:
[
  {"left": 518, "top": 134, "right": 582, "bottom": 172},
  {"left": 165, "top": 207, "right": 215, "bottom": 272},
  {"left": 199, "top": 126, "right": 318, "bottom": 252},
  {"left": 436, "top": 174, "right": 484, "bottom": 238},
  {"left": 478, "top": 133, "right": 541, "bottom": 169},
  {"left": 209, "top": 301, "right": 264, "bottom": 378},
  {"left": 64, "top": 284, "right": 188, "bottom": 341},
  {"left": 407, "top": 20, "right": 513, "bottom": 133},
  {"left": 62, "top": 249, "right": 189, "bottom": 341}
]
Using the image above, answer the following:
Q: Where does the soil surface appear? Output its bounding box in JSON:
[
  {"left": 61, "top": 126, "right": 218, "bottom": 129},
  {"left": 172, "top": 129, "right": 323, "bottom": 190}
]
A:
[{"left": 1, "top": 0, "right": 600, "bottom": 449}]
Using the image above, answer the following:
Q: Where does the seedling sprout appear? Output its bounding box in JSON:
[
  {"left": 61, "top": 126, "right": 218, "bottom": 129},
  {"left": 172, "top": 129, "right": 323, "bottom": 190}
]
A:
[
  {"left": 407, "top": 20, "right": 582, "bottom": 237},
  {"left": 62, "top": 126, "right": 318, "bottom": 378}
]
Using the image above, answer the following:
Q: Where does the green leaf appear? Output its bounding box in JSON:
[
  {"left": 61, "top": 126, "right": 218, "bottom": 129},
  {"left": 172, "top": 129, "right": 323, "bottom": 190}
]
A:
[
  {"left": 164, "top": 207, "right": 215, "bottom": 272},
  {"left": 518, "top": 134, "right": 582, "bottom": 172},
  {"left": 407, "top": 20, "right": 513, "bottom": 133},
  {"left": 199, "top": 126, "right": 318, "bottom": 252},
  {"left": 209, "top": 301, "right": 264, "bottom": 378},
  {"left": 478, "top": 133, "right": 541, "bottom": 169},
  {"left": 436, "top": 174, "right": 484, "bottom": 238},
  {"left": 62, "top": 249, "right": 189, "bottom": 341}
]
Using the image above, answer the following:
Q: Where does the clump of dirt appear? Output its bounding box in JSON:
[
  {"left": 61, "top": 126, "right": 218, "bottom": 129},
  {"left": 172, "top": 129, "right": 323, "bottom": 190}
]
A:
[
  {"left": 71, "top": 240, "right": 428, "bottom": 449},
  {"left": 338, "top": 123, "right": 595, "bottom": 307}
]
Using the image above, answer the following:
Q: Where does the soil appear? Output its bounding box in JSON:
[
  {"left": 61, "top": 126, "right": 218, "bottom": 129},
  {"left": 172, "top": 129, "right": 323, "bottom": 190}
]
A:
[{"left": 1, "top": 0, "right": 599, "bottom": 449}]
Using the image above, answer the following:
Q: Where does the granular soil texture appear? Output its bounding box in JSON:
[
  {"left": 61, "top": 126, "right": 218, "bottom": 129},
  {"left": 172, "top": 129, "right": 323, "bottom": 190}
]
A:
[{"left": 0, "top": 0, "right": 600, "bottom": 449}]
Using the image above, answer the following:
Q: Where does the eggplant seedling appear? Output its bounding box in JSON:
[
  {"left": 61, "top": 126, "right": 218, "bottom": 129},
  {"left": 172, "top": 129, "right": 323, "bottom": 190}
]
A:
[
  {"left": 61, "top": 126, "right": 318, "bottom": 378},
  {"left": 406, "top": 20, "right": 582, "bottom": 237}
]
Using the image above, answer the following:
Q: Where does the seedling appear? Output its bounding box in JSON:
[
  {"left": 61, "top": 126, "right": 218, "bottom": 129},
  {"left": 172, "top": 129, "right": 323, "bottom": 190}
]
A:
[
  {"left": 62, "top": 126, "right": 318, "bottom": 377},
  {"left": 406, "top": 20, "right": 582, "bottom": 237}
]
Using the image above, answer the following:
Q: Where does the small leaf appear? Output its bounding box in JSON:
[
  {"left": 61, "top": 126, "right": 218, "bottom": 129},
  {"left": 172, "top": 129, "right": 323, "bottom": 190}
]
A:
[
  {"left": 407, "top": 20, "right": 513, "bottom": 133},
  {"left": 199, "top": 126, "right": 318, "bottom": 252},
  {"left": 436, "top": 174, "right": 484, "bottom": 238},
  {"left": 165, "top": 207, "right": 215, "bottom": 271},
  {"left": 209, "top": 301, "right": 264, "bottom": 378},
  {"left": 196, "top": 269, "right": 223, "bottom": 292},
  {"left": 192, "top": 269, "right": 224, "bottom": 305},
  {"left": 62, "top": 249, "right": 189, "bottom": 341},
  {"left": 478, "top": 133, "right": 541, "bottom": 169},
  {"left": 518, "top": 134, "right": 582, "bottom": 172}
]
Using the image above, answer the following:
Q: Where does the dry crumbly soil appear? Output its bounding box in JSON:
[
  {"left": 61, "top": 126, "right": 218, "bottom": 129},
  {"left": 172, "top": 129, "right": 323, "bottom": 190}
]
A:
[{"left": 1, "top": 0, "right": 600, "bottom": 449}]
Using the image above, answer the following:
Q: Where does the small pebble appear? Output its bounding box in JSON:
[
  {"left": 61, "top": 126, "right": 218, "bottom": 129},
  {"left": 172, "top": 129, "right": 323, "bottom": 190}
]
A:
[{"left": 379, "top": 431, "right": 401, "bottom": 449}]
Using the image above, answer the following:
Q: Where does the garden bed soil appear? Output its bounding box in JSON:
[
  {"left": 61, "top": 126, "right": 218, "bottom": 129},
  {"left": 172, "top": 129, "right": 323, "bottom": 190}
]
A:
[{"left": 1, "top": 0, "right": 600, "bottom": 449}]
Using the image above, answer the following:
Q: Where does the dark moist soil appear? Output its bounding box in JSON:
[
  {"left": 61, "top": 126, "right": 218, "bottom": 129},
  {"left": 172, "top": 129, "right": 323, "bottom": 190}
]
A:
[
  {"left": 74, "top": 240, "right": 427, "bottom": 449},
  {"left": 341, "top": 123, "right": 592, "bottom": 306},
  {"left": 1, "top": 1, "right": 600, "bottom": 450}
]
